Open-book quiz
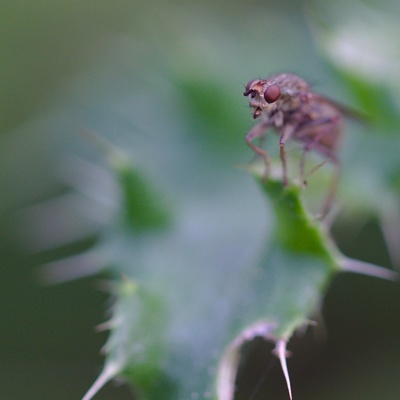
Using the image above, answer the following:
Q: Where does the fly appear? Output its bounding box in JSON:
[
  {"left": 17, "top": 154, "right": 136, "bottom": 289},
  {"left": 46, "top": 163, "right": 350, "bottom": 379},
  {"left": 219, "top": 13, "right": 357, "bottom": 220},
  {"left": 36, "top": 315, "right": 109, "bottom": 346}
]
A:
[{"left": 243, "top": 72, "right": 359, "bottom": 216}]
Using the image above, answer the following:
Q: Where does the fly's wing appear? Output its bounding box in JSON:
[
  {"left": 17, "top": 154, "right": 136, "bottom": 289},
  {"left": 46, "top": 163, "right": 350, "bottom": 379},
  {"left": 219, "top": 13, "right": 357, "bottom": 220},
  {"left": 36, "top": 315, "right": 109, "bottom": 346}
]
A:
[{"left": 312, "top": 93, "right": 369, "bottom": 124}]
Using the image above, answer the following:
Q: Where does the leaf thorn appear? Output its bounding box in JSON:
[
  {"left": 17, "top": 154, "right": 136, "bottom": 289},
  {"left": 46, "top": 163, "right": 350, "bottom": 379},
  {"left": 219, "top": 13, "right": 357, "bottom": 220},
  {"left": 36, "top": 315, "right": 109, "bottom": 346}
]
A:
[
  {"left": 274, "top": 339, "right": 293, "bottom": 400},
  {"left": 340, "top": 257, "right": 400, "bottom": 281},
  {"left": 81, "top": 362, "right": 121, "bottom": 400}
]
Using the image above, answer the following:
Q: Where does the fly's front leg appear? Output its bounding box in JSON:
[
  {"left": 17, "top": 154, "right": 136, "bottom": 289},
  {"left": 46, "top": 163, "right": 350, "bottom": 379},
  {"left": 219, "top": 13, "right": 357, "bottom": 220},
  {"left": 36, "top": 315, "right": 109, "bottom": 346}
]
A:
[{"left": 245, "top": 122, "right": 271, "bottom": 177}]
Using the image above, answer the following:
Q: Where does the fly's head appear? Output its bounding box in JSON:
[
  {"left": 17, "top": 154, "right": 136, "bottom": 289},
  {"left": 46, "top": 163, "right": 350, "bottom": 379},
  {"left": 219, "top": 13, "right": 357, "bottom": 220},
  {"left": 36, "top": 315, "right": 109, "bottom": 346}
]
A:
[{"left": 243, "top": 73, "right": 310, "bottom": 120}]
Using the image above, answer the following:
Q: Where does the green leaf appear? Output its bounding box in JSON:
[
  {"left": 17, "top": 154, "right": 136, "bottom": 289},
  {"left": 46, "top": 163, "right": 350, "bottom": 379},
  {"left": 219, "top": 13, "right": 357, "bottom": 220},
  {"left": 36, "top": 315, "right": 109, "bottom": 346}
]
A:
[
  {"left": 114, "top": 159, "right": 170, "bottom": 232},
  {"left": 253, "top": 176, "right": 339, "bottom": 339},
  {"left": 78, "top": 130, "right": 399, "bottom": 399},
  {"left": 80, "top": 129, "right": 171, "bottom": 233},
  {"left": 82, "top": 278, "right": 177, "bottom": 400},
  {"left": 84, "top": 158, "right": 379, "bottom": 400}
]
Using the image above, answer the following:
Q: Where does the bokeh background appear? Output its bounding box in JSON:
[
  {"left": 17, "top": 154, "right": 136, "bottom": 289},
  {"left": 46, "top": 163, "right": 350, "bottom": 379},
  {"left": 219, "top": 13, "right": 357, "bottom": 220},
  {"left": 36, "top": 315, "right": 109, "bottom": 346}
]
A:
[{"left": 1, "top": 0, "right": 400, "bottom": 399}]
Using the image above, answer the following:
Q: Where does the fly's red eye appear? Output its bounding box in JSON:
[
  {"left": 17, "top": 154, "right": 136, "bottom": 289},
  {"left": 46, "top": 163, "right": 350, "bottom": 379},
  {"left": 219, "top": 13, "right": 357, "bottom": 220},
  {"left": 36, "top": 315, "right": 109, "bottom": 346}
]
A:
[{"left": 264, "top": 84, "right": 280, "bottom": 103}]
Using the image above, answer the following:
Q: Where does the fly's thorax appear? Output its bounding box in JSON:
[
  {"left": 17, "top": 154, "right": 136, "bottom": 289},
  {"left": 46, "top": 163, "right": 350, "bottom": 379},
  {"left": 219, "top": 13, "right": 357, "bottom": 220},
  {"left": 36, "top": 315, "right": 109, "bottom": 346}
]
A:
[
  {"left": 269, "top": 73, "right": 309, "bottom": 93},
  {"left": 275, "top": 92, "right": 302, "bottom": 114}
]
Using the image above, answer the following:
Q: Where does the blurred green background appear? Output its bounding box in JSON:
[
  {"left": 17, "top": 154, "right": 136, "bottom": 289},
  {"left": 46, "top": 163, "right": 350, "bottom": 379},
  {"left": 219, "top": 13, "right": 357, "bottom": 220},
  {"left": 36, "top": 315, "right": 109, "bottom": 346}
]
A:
[{"left": 1, "top": 0, "right": 400, "bottom": 399}]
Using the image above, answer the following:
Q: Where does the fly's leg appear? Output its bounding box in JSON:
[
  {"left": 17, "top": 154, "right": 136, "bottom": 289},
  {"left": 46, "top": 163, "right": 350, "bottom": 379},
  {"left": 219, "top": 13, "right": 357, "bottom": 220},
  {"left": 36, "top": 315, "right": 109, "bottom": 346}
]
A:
[
  {"left": 303, "top": 148, "right": 340, "bottom": 218},
  {"left": 279, "top": 125, "right": 295, "bottom": 187},
  {"left": 299, "top": 149, "right": 307, "bottom": 187},
  {"left": 298, "top": 116, "right": 342, "bottom": 218},
  {"left": 300, "top": 149, "right": 331, "bottom": 187},
  {"left": 280, "top": 145, "right": 288, "bottom": 186},
  {"left": 302, "top": 147, "right": 340, "bottom": 218},
  {"left": 245, "top": 122, "right": 271, "bottom": 178},
  {"left": 299, "top": 116, "right": 338, "bottom": 185},
  {"left": 319, "top": 155, "right": 340, "bottom": 219}
]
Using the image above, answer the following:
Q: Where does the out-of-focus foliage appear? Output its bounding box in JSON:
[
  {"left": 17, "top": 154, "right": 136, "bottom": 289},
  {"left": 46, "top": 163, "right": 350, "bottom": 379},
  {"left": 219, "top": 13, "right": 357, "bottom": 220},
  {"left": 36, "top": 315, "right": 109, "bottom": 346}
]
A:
[
  {"left": 309, "top": 0, "right": 400, "bottom": 267},
  {"left": 1, "top": 0, "right": 400, "bottom": 399}
]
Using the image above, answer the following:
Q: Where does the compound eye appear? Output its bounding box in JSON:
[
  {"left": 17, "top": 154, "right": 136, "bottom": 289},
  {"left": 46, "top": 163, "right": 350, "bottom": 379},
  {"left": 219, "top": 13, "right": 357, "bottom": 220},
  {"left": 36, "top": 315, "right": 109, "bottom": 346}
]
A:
[{"left": 264, "top": 84, "right": 280, "bottom": 103}]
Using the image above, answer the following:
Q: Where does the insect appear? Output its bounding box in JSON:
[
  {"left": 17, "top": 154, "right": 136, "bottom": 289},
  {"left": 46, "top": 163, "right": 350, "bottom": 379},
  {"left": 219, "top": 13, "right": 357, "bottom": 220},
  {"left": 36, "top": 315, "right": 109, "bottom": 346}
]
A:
[{"left": 243, "top": 72, "right": 350, "bottom": 216}]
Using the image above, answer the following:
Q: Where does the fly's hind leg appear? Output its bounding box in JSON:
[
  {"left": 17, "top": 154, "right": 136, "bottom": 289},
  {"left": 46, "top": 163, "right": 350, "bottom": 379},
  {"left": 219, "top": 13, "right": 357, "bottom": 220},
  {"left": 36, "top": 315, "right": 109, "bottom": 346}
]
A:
[
  {"left": 300, "top": 149, "right": 331, "bottom": 187},
  {"left": 298, "top": 116, "right": 342, "bottom": 218},
  {"left": 299, "top": 149, "right": 308, "bottom": 188},
  {"left": 319, "top": 155, "right": 340, "bottom": 219},
  {"left": 301, "top": 146, "right": 340, "bottom": 219}
]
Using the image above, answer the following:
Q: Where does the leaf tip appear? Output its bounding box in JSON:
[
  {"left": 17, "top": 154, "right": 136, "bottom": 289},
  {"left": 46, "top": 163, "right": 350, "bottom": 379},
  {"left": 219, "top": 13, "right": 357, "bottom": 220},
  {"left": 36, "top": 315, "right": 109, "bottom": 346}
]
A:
[
  {"left": 274, "top": 339, "right": 293, "bottom": 400},
  {"left": 81, "top": 362, "right": 121, "bottom": 400}
]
